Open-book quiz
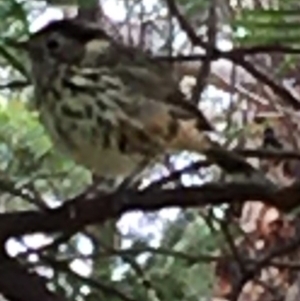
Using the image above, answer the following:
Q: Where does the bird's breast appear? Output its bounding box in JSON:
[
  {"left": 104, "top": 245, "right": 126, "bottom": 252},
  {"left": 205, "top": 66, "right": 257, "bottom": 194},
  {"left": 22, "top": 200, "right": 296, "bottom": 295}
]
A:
[{"left": 36, "top": 84, "right": 144, "bottom": 178}]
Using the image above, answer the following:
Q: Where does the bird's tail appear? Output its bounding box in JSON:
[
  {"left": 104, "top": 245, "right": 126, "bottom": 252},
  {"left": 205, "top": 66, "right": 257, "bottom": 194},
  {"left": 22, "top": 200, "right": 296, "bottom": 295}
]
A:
[
  {"left": 197, "top": 139, "right": 268, "bottom": 183},
  {"left": 172, "top": 120, "right": 258, "bottom": 176},
  {"left": 202, "top": 143, "right": 256, "bottom": 175}
]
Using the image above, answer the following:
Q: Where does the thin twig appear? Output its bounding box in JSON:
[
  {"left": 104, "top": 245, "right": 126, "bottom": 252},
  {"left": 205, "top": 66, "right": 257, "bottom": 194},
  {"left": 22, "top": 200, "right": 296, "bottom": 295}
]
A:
[
  {"left": 191, "top": 0, "right": 217, "bottom": 104},
  {"left": 0, "top": 80, "right": 30, "bottom": 90}
]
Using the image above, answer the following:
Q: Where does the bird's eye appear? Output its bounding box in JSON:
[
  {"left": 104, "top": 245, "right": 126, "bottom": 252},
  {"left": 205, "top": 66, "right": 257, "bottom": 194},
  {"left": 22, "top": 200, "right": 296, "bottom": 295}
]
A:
[{"left": 46, "top": 38, "right": 60, "bottom": 51}]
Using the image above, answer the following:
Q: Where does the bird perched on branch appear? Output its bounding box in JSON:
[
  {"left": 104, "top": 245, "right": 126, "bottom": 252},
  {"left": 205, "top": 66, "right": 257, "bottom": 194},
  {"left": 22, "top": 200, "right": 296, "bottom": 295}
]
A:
[{"left": 15, "top": 19, "right": 256, "bottom": 186}]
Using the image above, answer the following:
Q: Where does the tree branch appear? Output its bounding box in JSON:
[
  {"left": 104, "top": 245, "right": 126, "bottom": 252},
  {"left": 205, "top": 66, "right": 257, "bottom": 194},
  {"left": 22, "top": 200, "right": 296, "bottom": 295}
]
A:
[
  {"left": 0, "top": 181, "right": 296, "bottom": 241},
  {"left": 0, "top": 254, "right": 67, "bottom": 301},
  {"left": 191, "top": 0, "right": 217, "bottom": 104}
]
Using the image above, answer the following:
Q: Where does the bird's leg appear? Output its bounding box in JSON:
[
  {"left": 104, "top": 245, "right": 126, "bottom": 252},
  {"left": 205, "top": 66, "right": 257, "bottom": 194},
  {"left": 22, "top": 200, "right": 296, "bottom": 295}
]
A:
[
  {"left": 84, "top": 158, "right": 150, "bottom": 202},
  {"left": 92, "top": 175, "right": 122, "bottom": 193},
  {"left": 116, "top": 158, "right": 152, "bottom": 193}
]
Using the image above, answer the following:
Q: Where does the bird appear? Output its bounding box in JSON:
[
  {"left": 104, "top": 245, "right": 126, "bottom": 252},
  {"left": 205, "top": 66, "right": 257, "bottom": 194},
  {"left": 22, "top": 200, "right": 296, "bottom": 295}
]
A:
[{"left": 15, "top": 18, "right": 257, "bottom": 187}]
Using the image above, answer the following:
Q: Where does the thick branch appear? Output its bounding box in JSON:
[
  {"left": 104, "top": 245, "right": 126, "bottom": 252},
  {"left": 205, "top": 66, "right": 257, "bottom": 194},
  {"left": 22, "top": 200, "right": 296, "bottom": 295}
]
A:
[
  {"left": 0, "top": 255, "right": 66, "bottom": 301},
  {"left": 0, "top": 181, "right": 298, "bottom": 241}
]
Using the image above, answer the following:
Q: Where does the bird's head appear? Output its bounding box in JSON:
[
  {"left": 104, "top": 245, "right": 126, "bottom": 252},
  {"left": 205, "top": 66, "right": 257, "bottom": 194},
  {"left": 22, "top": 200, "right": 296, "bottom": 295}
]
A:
[{"left": 15, "top": 19, "right": 112, "bottom": 84}]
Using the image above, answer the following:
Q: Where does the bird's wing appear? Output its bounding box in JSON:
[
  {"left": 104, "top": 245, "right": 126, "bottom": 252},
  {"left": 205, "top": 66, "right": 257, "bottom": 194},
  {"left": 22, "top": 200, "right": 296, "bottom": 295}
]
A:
[
  {"left": 87, "top": 40, "right": 214, "bottom": 132},
  {"left": 112, "top": 62, "right": 213, "bottom": 131},
  {"left": 74, "top": 44, "right": 264, "bottom": 177}
]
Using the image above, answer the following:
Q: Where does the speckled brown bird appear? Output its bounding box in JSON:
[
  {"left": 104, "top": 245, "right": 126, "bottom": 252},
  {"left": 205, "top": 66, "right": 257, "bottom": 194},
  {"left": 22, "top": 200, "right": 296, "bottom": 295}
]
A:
[{"left": 17, "top": 19, "right": 255, "bottom": 184}]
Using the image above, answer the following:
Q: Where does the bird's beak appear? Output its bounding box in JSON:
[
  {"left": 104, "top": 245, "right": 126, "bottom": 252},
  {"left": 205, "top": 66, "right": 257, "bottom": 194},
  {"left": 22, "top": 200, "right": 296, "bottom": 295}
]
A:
[{"left": 7, "top": 39, "right": 30, "bottom": 52}]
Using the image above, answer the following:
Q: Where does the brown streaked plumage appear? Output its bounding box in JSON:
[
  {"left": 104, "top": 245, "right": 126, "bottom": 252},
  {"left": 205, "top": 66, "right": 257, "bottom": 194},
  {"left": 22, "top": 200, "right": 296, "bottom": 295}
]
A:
[{"left": 20, "top": 19, "right": 255, "bottom": 182}]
